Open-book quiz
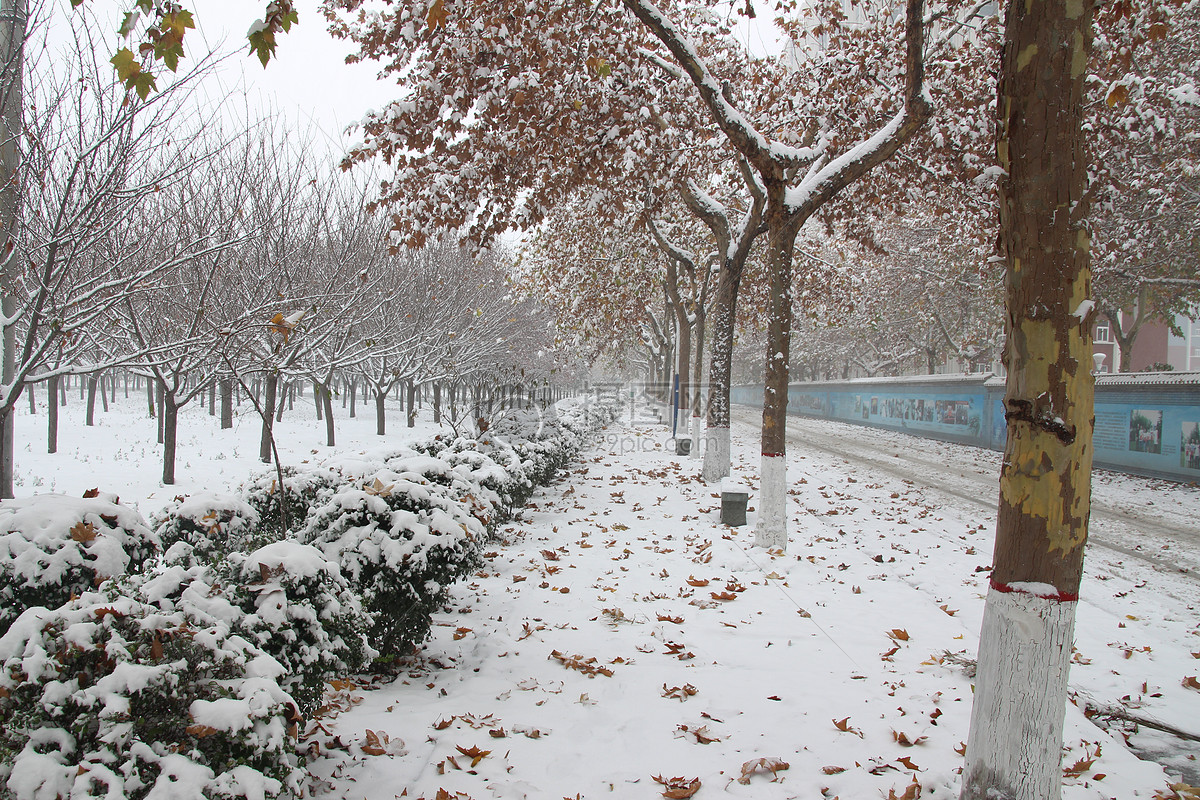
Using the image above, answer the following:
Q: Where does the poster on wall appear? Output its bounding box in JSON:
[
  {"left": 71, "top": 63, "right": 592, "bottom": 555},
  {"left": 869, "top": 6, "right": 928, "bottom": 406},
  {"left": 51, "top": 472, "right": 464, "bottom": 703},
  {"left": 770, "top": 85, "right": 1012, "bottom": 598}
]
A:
[
  {"left": 1129, "top": 409, "right": 1163, "bottom": 454},
  {"left": 1182, "top": 421, "right": 1200, "bottom": 471}
]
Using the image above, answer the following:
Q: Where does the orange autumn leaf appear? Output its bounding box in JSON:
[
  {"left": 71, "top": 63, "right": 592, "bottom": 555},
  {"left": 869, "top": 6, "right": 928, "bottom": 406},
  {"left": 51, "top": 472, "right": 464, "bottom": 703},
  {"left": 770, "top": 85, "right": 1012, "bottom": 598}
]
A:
[
  {"left": 652, "top": 775, "right": 701, "bottom": 798},
  {"left": 70, "top": 521, "right": 97, "bottom": 544},
  {"left": 455, "top": 744, "right": 491, "bottom": 767},
  {"left": 686, "top": 577, "right": 709, "bottom": 587}
]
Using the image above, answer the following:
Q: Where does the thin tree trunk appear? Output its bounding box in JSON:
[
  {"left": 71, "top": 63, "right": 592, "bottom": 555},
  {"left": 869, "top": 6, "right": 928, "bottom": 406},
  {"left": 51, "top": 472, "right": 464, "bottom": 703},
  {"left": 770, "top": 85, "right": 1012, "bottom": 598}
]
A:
[
  {"left": 220, "top": 377, "right": 233, "bottom": 429},
  {"left": 208, "top": 380, "right": 215, "bottom": 416},
  {"left": 155, "top": 381, "right": 165, "bottom": 444},
  {"left": 689, "top": 311, "right": 705, "bottom": 459},
  {"left": 322, "top": 382, "right": 335, "bottom": 446},
  {"left": 99, "top": 374, "right": 109, "bottom": 413},
  {"left": 146, "top": 377, "right": 155, "bottom": 417},
  {"left": 348, "top": 378, "right": 356, "bottom": 418},
  {"left": 259, "top": 373, "right": 278, "bottom": 463},
  {"left": 85, "top": 376, "right": 97, "bottom": 426},
  {"left": 313, "top": 380, "right": 323, "bottom": 421},
  {"left": 162, "top": 391, "right": 178, "bottom": 484},
  {"left": 433, "top": 382, "right": 441, "bottom": 423},
  {"left": 59, "top": 377, "right": 66, "bottom": 406},
  {"left": 26, "top": 380, "right": 33, "bottom": 414},
  {"left": 275, "top": 382, "right": 287, "bottom": 422},
  {"left": 406, "top": 380, "right": 417, "bottom": 427},
  {"left": 47, "top": 375, "right": 58, "bottom": 454},
  {"left": 375, "top": 390, "right": 386, "bottom": 436},
  {"left": 960, "top": 0, "right": 1095, "bottom": 795}
]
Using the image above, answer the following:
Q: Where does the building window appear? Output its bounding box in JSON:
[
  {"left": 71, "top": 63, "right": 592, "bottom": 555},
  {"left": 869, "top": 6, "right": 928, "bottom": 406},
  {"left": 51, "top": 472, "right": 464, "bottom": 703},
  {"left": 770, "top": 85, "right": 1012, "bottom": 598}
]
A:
[{"left": 1095, "top": 321, "right": 1111, "bottom": 343}]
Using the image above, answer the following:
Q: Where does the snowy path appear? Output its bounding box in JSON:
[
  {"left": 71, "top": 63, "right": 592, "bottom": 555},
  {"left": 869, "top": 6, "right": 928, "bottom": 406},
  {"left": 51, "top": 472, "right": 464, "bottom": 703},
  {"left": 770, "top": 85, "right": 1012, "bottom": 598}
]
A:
[{"left": 307, "top": 416, "right": 1190, "bottom": 800}]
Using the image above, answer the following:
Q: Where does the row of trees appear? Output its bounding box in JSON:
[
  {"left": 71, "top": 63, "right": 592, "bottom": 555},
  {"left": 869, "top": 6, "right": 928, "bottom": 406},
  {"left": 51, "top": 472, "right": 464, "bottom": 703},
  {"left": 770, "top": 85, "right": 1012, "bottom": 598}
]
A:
[{"left": 0, "top": 6, "right": 577, "bottom": 496}]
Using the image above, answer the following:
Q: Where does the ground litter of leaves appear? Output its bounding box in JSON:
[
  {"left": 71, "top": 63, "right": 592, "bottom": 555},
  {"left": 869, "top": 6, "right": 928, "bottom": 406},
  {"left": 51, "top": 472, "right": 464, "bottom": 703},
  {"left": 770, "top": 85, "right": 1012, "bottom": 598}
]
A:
[{"left": 302, "top": 417, "right": 1197, "bottom": 800}]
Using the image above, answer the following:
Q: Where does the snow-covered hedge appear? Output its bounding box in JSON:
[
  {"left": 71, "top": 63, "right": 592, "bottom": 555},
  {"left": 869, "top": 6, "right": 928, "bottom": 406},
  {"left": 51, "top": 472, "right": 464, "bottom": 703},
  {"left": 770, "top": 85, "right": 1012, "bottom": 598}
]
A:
[
  {"left": 300, "top": 470, "right": 484, "bottom": 663},
  {"left": 154, "top": 492, "right": 261, "bottom": 568},
  {"left": 225, "top": 542, "right": 375, "bottom": 715},
  {"left": 0, "top": 571, "right": 303, "bottom": 800},
  {"left": 239, "top": 467, "right": 341, "bottom": 541},
  {"left": 0, "top": 493, "right": 158, "bottom": 636}
]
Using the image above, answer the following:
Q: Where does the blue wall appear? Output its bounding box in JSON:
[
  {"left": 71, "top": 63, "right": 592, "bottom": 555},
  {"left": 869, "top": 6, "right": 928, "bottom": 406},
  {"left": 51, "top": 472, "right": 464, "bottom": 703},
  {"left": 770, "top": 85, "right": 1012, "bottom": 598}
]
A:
[{"left": 732, "top": 374, "right": 1200, "bottom": 483}]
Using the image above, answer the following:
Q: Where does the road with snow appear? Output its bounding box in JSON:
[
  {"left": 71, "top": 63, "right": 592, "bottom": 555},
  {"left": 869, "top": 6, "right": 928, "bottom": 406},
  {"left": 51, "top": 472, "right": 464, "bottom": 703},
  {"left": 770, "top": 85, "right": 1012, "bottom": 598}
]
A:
[{"left": 732, "top": 406, "right": 1200, "bottom": 598}]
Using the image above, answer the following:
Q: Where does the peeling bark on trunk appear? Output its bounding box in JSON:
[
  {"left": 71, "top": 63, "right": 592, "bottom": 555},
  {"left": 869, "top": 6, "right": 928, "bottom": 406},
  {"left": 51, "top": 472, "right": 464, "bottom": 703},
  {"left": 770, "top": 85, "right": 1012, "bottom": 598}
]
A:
[
  {"left": 961, "top": 0, "right": 1095, "bottom": 795},
  {"left": 702, "top": 261, "right": 745, "bottom": 482}
]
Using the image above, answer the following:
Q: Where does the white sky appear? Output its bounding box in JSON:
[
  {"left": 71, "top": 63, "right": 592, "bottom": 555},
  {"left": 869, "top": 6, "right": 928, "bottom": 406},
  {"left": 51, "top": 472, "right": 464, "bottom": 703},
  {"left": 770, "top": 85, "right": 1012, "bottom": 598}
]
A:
[{"left": 189, "top": 0, "right": 397, "bottom": 158}]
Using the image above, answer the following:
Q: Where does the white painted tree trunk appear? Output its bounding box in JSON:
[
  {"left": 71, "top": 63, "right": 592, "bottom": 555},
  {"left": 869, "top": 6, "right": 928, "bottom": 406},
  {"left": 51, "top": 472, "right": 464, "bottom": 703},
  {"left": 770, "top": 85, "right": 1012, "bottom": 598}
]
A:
[
  {"left": 689, "top": 413, "right": 701, "bottom": 459},
  {"left": 961, "top": 584, "right": 1076, "bottom": 800},
  {"left": 753, "top": 453, "right": 787, "bottom": 549},
  {"left": 702, "top": 425, "right": 731, "bottom": 482}
]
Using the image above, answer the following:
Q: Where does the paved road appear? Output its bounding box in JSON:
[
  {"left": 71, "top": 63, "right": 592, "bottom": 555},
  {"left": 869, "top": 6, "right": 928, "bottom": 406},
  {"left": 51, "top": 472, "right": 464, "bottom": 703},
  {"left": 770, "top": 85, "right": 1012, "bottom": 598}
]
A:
[{"left": 731, "top": 407, "right": 1200, "bottom": 601}]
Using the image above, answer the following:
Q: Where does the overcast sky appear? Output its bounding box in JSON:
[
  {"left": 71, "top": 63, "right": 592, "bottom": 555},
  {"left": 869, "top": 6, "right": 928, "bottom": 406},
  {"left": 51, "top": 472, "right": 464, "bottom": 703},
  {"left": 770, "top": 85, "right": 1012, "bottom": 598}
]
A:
[{"left": 191, "top": 0, "right": 397, "bottom": 155}]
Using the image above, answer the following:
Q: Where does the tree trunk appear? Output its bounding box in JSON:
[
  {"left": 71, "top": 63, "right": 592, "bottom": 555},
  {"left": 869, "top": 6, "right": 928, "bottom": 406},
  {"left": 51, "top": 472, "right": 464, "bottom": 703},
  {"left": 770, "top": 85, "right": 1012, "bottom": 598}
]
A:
[
  {"left": 313, "top": 380, "right": 323, "bottom": 421},
  {"left": 146, "top": 376, "right": 155, "bottom": 417},
  {"left": 47, "top": 375, "right": 59, "bottom": 454},
  {"left": 208, "top": 380, "right": 215, "bottom": 416},
  {"left": 26, "top": 380, "right": 33, "bottom": 414},
  {"left": 406, "top": 380, "right": 417, "bottom": 427},
  {"left": 259, "top": 373, "right": 278, "bottom": 464},
  {"left": 162, "top": 391, "right": 178, "bottom": 484},
  {"left": 99, "top": 374, "right": 109, "bottom": 413},
  {"left": 960, "top": 0, "right": 1095, "bottom": 796},
  {"left": 754, "top": 213, "right": 801, "bottom": 550},
  {"left": 433, "top": 382, "right": 441, "bottom": 423},
  {"left": 85, "top": 376, "right": 97, "bottom": 426},
  {"left": 220, "top": 377, "right": 233, "bottom": 429},
  {"left": 322, "top": 383, "right": 335, "bottom": 446},
  {"left": 275, "top": 382, "right": 287, "bottom": 422},
  {"left": 155, "top": 381, "right": 165, "bottom": 444},
  {"left": 689, "top": 310, "right": 706, "bottom": 459},
  {"left": 375, "top": 390, "right": 386, "bottom": 436},
  {"left": 348, "top": 378, "right": 356, "bottom": 418},
  {"left": 59, "top": 376, "right": 66, "bottom": 406}
]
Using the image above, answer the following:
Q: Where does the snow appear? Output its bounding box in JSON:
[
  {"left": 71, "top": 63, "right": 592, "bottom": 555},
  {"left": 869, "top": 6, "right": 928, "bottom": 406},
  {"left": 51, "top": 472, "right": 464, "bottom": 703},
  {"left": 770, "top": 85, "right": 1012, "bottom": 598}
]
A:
[{"left": 3, "top": 390, "right": 1197, "bottom": 798}]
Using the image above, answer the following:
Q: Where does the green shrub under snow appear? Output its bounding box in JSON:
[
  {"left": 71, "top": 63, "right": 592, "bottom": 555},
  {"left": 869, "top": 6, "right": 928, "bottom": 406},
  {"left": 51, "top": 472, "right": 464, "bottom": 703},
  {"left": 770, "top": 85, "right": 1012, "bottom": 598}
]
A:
[
  {"left": 301, "top": 469, "right": 484, "bottom": 664},
  {"left": 224, "top": 542, "right": 375, "bottom": 715},
  {"left": 239, "top": 467, "right": 341, "bottom": 541},
  {"left": 0, "top": 570, "right": 303, "bottom": 800},
  {"left": 0, "top": 492, "right": 158, "bottom": 637},
  {"left": 154, "top": 492, "right": 261, "bottom": 567}
]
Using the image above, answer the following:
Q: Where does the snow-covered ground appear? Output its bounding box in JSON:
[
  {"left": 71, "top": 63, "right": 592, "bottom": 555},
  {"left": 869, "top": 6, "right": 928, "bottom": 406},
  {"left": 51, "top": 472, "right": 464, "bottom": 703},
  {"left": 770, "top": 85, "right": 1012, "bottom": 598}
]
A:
[{"left": 11, "top": 391, "right": 1199, "bottom": 799}]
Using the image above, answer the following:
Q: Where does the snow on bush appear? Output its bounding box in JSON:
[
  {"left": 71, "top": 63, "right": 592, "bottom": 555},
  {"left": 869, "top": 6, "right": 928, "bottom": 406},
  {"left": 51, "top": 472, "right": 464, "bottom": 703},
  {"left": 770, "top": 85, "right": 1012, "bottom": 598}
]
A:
[
  {"left": 301, "top": 470, "right": 484, "bottom": 664},
  {"left": 224, "top": 542, "right": 375, "bottom": 715},
  {"left": 0, "top": 569, "right": 303, "bottom": 800},
  {"left": 239, "top": 466, "right": 341, "bottom": 540},
  {"left": 411, "top": 435, "right": 533, "bottom": 525},
  {"left": 153, "top": 492, "right": 261, "bottom": 568},
  {"left": 0, "top": 492, "right": 158, "bottom": 636}
]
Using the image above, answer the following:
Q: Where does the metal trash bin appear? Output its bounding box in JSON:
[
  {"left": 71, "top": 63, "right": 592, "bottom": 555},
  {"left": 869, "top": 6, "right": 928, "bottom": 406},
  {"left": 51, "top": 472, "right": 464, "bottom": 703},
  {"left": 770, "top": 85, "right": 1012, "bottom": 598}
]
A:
[{"left": 720, "top": 478, "right": 750, "bottom": 527}]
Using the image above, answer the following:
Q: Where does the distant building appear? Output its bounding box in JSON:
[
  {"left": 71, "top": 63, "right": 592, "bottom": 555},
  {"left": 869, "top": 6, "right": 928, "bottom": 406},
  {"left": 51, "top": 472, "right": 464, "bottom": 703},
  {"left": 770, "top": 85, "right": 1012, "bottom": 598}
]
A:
[{"left": 1092, "top": 309, "right": 1200, "bottom": 373}]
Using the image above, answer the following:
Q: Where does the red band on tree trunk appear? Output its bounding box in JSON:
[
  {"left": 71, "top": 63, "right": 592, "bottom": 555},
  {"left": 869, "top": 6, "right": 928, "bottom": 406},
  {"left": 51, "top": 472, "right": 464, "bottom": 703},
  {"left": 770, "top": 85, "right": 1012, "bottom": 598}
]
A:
[
  {"left": 761, "top": 452, "right": 785, "bottom": 459},
  {"left": 990, "top": 577, "right": 1078, "bottom": 602}
]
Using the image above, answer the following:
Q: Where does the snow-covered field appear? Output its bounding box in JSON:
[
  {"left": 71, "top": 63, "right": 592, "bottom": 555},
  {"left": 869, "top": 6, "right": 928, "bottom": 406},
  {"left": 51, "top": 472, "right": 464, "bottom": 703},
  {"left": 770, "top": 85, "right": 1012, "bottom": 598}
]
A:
[{"left": 10, "top": 391, "right": 1199, "bottom": 799}]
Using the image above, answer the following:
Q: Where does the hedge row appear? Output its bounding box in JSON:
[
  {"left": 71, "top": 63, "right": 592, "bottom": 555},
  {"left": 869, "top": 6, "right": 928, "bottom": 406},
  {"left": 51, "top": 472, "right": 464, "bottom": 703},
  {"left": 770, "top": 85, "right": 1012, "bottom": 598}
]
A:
[{"left": 0, "top": 397, "right": 619, "bottom": 800}]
